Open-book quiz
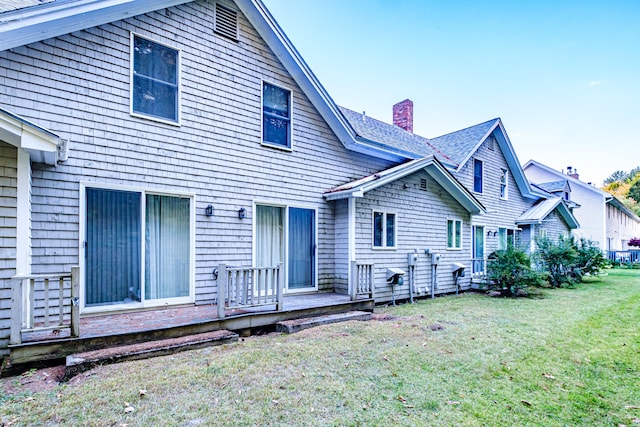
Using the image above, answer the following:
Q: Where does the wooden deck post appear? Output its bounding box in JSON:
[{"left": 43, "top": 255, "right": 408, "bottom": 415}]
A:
[
  {"left": 350, "top": 261, "right": 357, "bottom": 301},
  {"left": 70, "top": 266, "right": 80, "bottom": 337},
  {"left": 217, "top": 264, "right": 227, "bottom": 319},
  {"left": 370, "top": 263, "right": 375, "bottom": 300},
  {"left": 276, "top": 262, "right": 284, "bottom": 312},
  {"left": 9, "top": 278, "right": 24, "bottom": 345}
]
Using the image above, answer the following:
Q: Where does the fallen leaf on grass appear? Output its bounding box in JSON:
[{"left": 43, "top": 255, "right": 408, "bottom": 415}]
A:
[
  {"left": 626, "top": 406, "right": 640, "bottom": 409},
  {"left": 542, "top": 373, "right": 556, "bottom": 379},
  {"left": 520, "top": 400, "right": 532, "bottom": 407},
  {"left": 139, "top": 389, "right": 147, "bottom": 396},
  {"left": 124, "top": 406, "right": 135, "bottom": 414},
  {"left": 633, "top": 418, "right": 640, "bottom": 424},
  {"left": 397, "top": 395, "right": 407, "bottom": 403},
  {"left": 383, "top": 356, "right": 389, "bottom": 362},
  {"left": 446, "top": 400, "right": 460, "bottom": 405}
]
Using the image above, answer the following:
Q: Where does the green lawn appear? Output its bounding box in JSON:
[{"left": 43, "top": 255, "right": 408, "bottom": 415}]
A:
[{"left": 2, "top": 269, "right": 639, "bottom": 426}]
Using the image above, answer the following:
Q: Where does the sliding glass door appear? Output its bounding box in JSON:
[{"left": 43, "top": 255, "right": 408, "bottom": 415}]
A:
[
  {"left": 255, "top": 204, "right": 316, "bottom": 292},
  {"left": 84, "top": 187, "right": 192, "bottom": 309}
]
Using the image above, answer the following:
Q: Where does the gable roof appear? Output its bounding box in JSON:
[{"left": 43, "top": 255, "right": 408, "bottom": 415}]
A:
[
  {"left": 0, "top": 0, "right": 415, "bottom": 163},
  {"left": 325, "top": 156, "right": 485, "bottom": 215},
  {"left": 338, "top": 107, "right": 539, "bottom": 200},
  {"left": 523, "top": 159, "right": 612, "bottom": 199},
  {"left": 516, "top": 197, "right": 580, "bottom": 229},
  {"left": 534, "top": 180, "right": 570, "bottom": 194}
]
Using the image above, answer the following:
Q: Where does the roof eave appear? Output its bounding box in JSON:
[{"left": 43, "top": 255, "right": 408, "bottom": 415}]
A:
[
  {"left": 0, "top": 0, "right": 192, "bottom": 51},
  {"left": 0, "top": 108, "right": 60, "bottom": 165}
]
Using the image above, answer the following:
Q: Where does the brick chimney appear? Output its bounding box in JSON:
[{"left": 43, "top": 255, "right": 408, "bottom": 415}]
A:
[
  {"left": 566, "top": 166, "right": 579, "bottom": 180},
  {"left": 393, "top": 99, "right": 413, "bottom": 133}
]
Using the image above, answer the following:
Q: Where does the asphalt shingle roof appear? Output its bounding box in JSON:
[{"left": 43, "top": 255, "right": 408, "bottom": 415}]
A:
[
  {"left": 428, "top": 119, "right": 499, "bottom": 167},
  {"left": 534, "top": 180, "right": 568, "bottom": 193},
  {"left": 0, "top": 0, "right": 54, "bottom": 14},
  {"left": 339, "top": 106, "right": 500, "bottom": 169}
]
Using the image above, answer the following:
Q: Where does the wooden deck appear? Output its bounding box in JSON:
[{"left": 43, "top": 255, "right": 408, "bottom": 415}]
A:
[{"left": 6, "top": 292, "right": 374, "bottom": 370}]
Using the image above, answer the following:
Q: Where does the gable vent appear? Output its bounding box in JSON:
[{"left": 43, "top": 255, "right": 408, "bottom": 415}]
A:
[
  {"left": 214, "top": 3, "right": 238, "bottom": 41},
  {"left": 420, "top": 178, "right": 427, "bottom": 191}
]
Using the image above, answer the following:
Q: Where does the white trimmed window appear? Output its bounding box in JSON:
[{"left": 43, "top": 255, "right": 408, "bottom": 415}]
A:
[
  {"left": 131, "top": 34, "right": 180, "bottom": 123},
  {"left": 262, "top": 82, "right": 292, "bottom": 148},
  {"left": 373, "top": 211, "right": 396, "bottom": 248},
  {"left": 447, "top": 219, "right": 462, "bottom": 249},
  {"left": 473, "top": 159, "right": 483, "bottom": 193},
  {"left": 500, "top": 168, "right": 508, "bottom": 199}
]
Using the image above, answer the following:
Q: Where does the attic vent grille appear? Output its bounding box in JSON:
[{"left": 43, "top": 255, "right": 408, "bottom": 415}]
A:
[
  {"left": 420, "top": 178, "right": 427, "bottom": 191},
  {"left": 214, "top": 3, "right": 238, "bottom": 41}
]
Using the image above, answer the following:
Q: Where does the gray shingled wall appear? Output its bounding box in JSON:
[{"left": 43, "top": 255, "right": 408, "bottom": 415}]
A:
[{"left": 0, "top": 0, "right": 394, "bottom": 348}]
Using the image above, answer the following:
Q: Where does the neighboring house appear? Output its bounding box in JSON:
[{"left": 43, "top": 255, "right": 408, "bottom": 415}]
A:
[
  {"left": 340, "top": 101, "right": 579, "bottom": 279},
  {"left": 0, "top": 0, "right": 503, "bottom": 362},
  {"left": 523, "top": 160, "right": 611, "bottom": 250},
  {"left": 606, "top": 197, "right": 640, "bottom": 251}
]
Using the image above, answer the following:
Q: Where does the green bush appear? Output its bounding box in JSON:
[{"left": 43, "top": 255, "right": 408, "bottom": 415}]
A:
[
  {"left": 486, "top": 245, "right": 545, "bottom": 296},
  {"left": 534, "top": 236, "right": 607, "bottom": 287}
]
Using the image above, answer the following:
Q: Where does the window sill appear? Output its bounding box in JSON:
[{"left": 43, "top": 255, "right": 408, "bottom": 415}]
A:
[
  {"left": 372, "top": 246, "right": 397, "bottom": 251},
  {"left": 130, "top": 112, "right": 181, "bottom": 127},
  {"left": 261, "top": 141, "right": 293, "bottom": 152}
]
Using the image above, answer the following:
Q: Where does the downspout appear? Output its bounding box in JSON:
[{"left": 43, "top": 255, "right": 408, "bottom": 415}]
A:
[{"left": 16, "top": 149, "right": 31, "bottom": 276}]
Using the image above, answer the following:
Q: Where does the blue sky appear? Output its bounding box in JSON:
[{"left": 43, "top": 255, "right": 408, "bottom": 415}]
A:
[{"left": 262, "top": 0, "right": 639, "bottom": 186}]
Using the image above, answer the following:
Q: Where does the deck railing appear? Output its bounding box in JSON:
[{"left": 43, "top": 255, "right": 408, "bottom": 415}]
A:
[
  {"left": 10, "top": 267, "right": 79, "bottom": 345},
  {"left": 351, "top": 261, "right": 375, "bottom": 300},
  {"left": 217, "top": 263, "right": 284, "bottom": 319},
  {"left": 607, "top": 250, "right": 640, "bottom": 264}
]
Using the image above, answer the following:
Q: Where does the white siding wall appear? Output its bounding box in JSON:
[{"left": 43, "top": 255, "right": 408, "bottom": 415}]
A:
[
  {"left": 539, "top": 210, "right": 572, "bottom": 242},
  {"left": 606, "top": 204, "right": 640, "bottom": 250},
  {"left": 524, "top": 165, "right": 607, "bottom": 249},
  {"left": 0, "top": 0, "right": 394, "bottom": 347},
  {"left": 354, "top": 170, "right": 472, "bottom": 303}
]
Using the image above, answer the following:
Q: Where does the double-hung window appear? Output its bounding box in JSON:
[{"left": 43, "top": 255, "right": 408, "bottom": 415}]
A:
[
  {"left": 473, "top": 159, "right": 483, "bottom": 193},
  {"left": 262, "top": 82, "right": 291, "bottom": 148},
  {"left": 447, "top": 219, "right": 462, "bottom": 249},
  {"left": 373, "top": 211, "right": 396, "bottom": 248},
  {"left": 500, "top": 168, "right": 508, "bottom": 199},
  {"left": 131, "top": 34, "right": 180, "bottom": 123}
]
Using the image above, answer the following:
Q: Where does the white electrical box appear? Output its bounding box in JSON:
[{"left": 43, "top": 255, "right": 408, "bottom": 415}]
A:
[
  {"left": 408, "top": 252, "right": 419, "bottom": 266},
  {"left": 431, "top": 253, "right": 440, "bottom": 265}
]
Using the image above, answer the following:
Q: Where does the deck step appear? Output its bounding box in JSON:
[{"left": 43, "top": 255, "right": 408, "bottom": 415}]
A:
[
  {"left": 276, "top": 310, "right": 372, "bottom": 334},
  {"left": 63, "top": 329, "right": 238, "bottom": 381}
]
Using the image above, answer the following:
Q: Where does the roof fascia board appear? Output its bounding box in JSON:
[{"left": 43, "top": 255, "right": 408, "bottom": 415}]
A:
[
  {"left": 454, "top": 120, "right": 500, "bottom": 172},
  {"left": 0, "top": 0, "right": 192, "bottom": 51},
  {"left": 492, "top": 121, "right": 538, "bottom": 200},
  {"left": 236, "top": 0, "right": 412, "bottom": 163}
]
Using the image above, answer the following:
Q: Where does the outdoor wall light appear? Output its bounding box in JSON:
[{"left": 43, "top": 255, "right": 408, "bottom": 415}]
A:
[
  {"left": 205, "top": 205, "right": 214, "bottom": 217},
  {"left": 238, "top": 207, "right": 246, "bottom": 219}
]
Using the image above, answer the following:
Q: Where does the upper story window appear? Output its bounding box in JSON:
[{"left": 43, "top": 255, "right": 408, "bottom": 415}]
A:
[
  {"left": 447, "top": 219, "right": 462, "bottom": 249},
  {"left": 473, "top": 159, "right": 483, "bottom": 193},
  {"left": 131, "top": 34, "right": 180, "bottom": 124},
  {"left": 500, "top": 168, "right": 508, "bottom": 199},
  {"left": 263, "top": 82, "right": 291, "bottom": 148},
  {"left": 373, "top": 211, "right": 396, "bottom": 249}
]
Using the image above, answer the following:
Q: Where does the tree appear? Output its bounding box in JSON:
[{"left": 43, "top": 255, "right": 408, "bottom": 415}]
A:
[
  {"left": 604, "top": 170, "right": 627, "bottom": 185},
  {"left": 629, "top": 179, "right": 640, "bottom": 203}
]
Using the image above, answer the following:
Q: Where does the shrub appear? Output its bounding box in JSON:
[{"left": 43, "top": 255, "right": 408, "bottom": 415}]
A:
[
  {"left": 574, "top": 238, "right": 608, "bottom": 278},
  {"left": 629, "top": 237, "right": 640, "bottom": 248},
  {"left": 486, "top": 245, "right": 545, "bottom": 296},
  {"left": 534, "top": 236, "right": 579, "bottom": 288}
]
